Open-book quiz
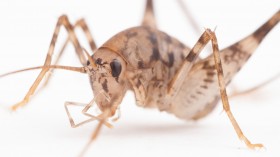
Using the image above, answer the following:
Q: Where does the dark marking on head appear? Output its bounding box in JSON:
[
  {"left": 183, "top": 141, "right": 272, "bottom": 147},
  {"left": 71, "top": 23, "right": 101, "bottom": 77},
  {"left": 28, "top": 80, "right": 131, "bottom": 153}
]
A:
[
  {"left": 95, "top": 58, "right": 102, "bottom": 65},
  {"left": 86, "top": 60, "right": 90, "bottom": 66},
  {"left": 102, "top": 79, "right": 109, "bottom": 93},
  {"left": 110, "top": 59, "right": 122, "bottom": 78},
  {"left": 89, "top": 76, "right": 94, "bottom": 91}
]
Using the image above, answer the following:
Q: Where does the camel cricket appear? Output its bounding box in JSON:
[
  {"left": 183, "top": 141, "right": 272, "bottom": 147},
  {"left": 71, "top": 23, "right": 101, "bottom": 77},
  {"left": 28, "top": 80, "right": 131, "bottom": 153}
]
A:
[{"left": 0, "top": 0, "right": 279, "bottom": 156}]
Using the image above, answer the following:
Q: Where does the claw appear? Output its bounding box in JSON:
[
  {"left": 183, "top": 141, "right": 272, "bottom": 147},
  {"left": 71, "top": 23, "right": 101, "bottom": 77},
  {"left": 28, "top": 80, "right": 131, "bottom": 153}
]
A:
[
  {"left": 247, "top": 143, "right": 264, "bottom": 150},
  {"left": 111, "top": 107, "right": 121, "bottom": 122},
  {"left": 10, "top": 99, "right": 28, "bottom": 111},
  {"left": 240, "top": 136, "right": 264, "bottom": 150}
]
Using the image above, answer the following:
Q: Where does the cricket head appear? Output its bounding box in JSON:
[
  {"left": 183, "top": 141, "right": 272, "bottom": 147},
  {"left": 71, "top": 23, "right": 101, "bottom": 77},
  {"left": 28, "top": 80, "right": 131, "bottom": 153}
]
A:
[
  {"left": 0, "top": 48, "right": 127, "bottom": 118},
  {"left": 86, "top": 48, "right": 128, "bottom": 117}
]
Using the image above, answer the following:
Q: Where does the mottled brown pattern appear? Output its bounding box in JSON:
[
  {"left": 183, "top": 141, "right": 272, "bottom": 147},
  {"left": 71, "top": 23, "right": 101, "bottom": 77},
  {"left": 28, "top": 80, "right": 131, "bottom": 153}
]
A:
[
  {"left": 2, "top": 0, "right": 279, "bottom": 155},
  {"left": 101, "top": 79, "right": 108, "bottom": 93}
]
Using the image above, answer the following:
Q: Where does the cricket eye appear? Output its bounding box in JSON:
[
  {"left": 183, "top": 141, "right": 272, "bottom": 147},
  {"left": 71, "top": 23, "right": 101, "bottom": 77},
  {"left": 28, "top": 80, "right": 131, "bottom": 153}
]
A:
[{"left": 110, "top": 59, "right": 122, "bottom": 77}]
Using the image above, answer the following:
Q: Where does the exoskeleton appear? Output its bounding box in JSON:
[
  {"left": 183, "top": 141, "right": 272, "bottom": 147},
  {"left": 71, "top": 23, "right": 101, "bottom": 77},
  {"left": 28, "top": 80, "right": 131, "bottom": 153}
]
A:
[{"left": 1, "top": 0, "right": 279, "bottom": 156}]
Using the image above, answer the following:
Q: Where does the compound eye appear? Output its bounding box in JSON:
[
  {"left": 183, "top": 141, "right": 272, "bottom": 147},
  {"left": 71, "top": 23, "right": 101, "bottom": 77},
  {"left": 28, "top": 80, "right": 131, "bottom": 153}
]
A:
[{"left": 110, "top": 59, "right": 122, "bottom": 77}]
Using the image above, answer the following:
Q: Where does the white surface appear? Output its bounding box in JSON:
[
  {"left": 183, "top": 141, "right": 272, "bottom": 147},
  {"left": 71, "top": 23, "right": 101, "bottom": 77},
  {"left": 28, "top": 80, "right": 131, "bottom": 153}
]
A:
[{"left": 0, "top": 0, "right": 280, "bottom": 157}]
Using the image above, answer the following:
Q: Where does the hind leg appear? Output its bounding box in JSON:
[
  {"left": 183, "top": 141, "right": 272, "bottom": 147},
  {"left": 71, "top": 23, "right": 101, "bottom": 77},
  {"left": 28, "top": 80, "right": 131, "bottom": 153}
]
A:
[{"left": 167, "top": 29, "right": 263, "bottom": 149}]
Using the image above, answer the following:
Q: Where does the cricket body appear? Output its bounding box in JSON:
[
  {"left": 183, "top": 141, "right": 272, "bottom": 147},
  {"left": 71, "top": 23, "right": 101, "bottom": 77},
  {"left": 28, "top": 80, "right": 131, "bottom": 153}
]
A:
[
  {"left": 93, "top": 1, "right": 280, "bottom": 137},
  {"left": 1, "top": 0, "right": 280, "bottom": 156}
]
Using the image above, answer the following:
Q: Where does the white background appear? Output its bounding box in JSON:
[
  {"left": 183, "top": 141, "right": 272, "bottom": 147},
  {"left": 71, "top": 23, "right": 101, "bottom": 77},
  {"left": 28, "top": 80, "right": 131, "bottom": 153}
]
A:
[{"left": 0, "top": 0, "right": 280, "bottom": 157}]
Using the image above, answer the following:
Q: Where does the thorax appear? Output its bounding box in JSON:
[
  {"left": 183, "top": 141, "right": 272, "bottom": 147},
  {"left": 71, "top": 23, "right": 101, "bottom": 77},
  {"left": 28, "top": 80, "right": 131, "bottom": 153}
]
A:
[{"left": 100, "top": 26, "right": 190, "bottom": 108}]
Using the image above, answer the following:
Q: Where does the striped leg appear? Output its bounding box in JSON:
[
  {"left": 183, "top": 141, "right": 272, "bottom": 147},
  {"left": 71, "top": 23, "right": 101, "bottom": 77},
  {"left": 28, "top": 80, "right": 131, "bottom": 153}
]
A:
[
  {"left": 11, "top": 15, "right": 93, "bottom": 110},
  {"left": 41, "top": 18, "right": 96, "bottom": 88},
  {"left": 167, "top": 28, "right": 263, "bottom": 149},
  {"left": 207, "top": 30, "right": 263, "bottom": 149}
]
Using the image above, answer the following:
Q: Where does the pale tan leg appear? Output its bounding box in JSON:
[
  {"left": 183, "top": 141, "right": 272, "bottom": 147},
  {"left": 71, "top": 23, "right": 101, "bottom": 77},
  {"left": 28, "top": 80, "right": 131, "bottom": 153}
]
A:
[
  {"left": 230, "top": 73, "right": 280, "bottom": 97},
  {"left": 65, "top": 101, "right": 96, "bottom": 128},
  {"left": 176, "top": 0, "right": 214, "bottom": 55},
  {"left": 177, "top": 0, "right": 201, "bottom": 35},
  {"left": 42, "top": 18, "right": 96, "bottom": 88},
  {"left": 141, "top": 0, "right": 157, "bottom": 29},
  {"left": 11, "top": 15, "right": 92, "bottom": 110},
  {"left": 78, "top": 109, "right": 111, "bottom": 157},
  {"left": 169, "top": 10, "right": 280, "bottom": 148},
  {"left": 64, "top": 100, "right": 112, "bottom": 128},
  {"left": 168, "top": 29, "right": 263, "bottom": 149},
  {"left": 168, "top": 30, "right": 211, "bottom": 96},
  {"left": 70, "top": 91, "right": 113, "bottom": 157},
  {"left": 206, "top": 30, "right": 263, "bottom": 149}
]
